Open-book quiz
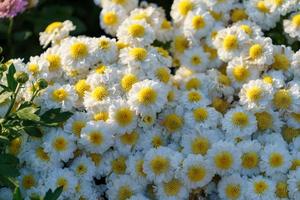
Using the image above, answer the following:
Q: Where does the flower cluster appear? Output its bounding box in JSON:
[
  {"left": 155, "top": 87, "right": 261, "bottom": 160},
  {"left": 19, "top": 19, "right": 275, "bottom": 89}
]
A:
[{"left": 1, "top": 0, "right": 300, "bottom": 199}]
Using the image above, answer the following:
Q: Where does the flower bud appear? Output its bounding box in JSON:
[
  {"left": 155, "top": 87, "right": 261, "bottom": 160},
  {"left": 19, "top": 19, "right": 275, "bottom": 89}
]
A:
[
  {"left": 36, "top": 78, "right": 48, "bottom": 89},
  {"left": 14, "top": 71, "right": 29, "bottom": 84}
]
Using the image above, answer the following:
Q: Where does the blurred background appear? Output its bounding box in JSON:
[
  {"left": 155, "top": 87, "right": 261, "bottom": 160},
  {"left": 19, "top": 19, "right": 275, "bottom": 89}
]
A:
[{"left": 0, "top": 0, "right": 173, "bottom": 60}]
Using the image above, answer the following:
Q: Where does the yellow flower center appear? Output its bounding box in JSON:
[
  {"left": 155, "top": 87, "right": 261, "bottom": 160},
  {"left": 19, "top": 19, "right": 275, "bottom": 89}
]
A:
[
  {"left": 35, "top": 147, "right": 50, "bottom": 161},
  {"left": 241, "top": 152, "right": 259, "bottom": 169},
  {"left": 187, "top": 165, "right": 206, "bottom": 182},
  {"left": 112, "top": 0, "right": 126, "bottom": 5},
  {"left": 231, "top": 9, "right": 248, "bottom": 22},
  {"left": 98, "top": 39, "right": 111, "bottom": 50},
  {"left": 95, "top": 64, "right": 107, "bottom": 74},
  {"left": 118, "top": 186, "right": 133, "bottom": 200},
  {"left": 130, "top": 48, "right": 147, "bottom": 61},
  {"left": 282, "top": 126, "right": 300, "bottom": 143},
  {"left": 22, "top": 175, "right": 36, "bottom": 189},
  {"left": 225, "top": 184, "right": 241, "bottom": 200},
  {"left": 151, "top": 136, "right": 163, "bottom": 148},
  {"left": 233, "top": 66, "right": 249, "bottom": 82},
  {"left": 246, "top": 86, "right": 263, "bottom": 102},
  {"left": 163, "top": 114, "right": 183, "bottom": 132},
  {"left": 28, "top": 63, "right": 39, "bottom": 74},
  {"left": 103, "top": 12, "right": 118, "bottom": 26},
  {"left": 46, "top": 54, "right": 61, "bottom": 71},
  {"left": 70, "top": 42, "right": 88, "bottom": 59},
  {"left": 212, "top": 97, "right": 229, "bottom": 114},
  {"left": 76, "top": 164, "right": 87, "bottom": 175},
  {"left": 52, "top": 137, "right": 68, "bottom": 151},
  {"left": 269, "top": 153, "right": 284, "bottom": 168},
  {"left": 120, "top": 131, "right": 139, "bottom": 145},
  {"left": 174, "top": 35, "right": 189, "bottom": 53},
  {"left": 210, "top": 11, "right": 223, "bottom": 21},
  {"left": 135, "top": 160, "right": 146, "bottom": 177},
  {"left": 93, "top": 111, "right": 109, "bottom": 121},
  {"left": 142, "top": 115, "right": 154, "bottom": 125},
  {"left": 276, "top": 181, "right": 288, "bottom": 198},
  {"left": 72, "top": 121, "right": 85, "bottom": 137},
  {"left": 57, "top": 177, "right": 68, "bottom": 191},
  {"left": 138, "top": 87, "right": 157, "bottom": 105},
  {"left": 193, "top": 107, "right": 208, "bottom": 122},
  {"left": 263, "top": 76, "right": 273, "bottom": 84},
  {"left": 203, "top": 44, "right": 217, "bottom": 60},
  {"left": 121, "top": 74, "right": 138, "bottom": 92},
  {"left": 272, "top": 54, "right": 290, "bottom": 71},
  {"left": 150, "top": 155, "right": 170, "bottom": 175},
  {"left": 52, "top": 88, "right": 68, "bottom": 102},
  {"left": 163, "top": 179, "right": 182, "bottom": 196},
  {"left": 45, "top": 22, "right": 63, "bottom": 33},
  {"left": 292, "top": 14, "right": 300, "bottom": 28},
  {"left": 214, "top": 151, "right": 234, "bottom": 170},
  {"left": 188, "top": 91, "right": 202, "bottom": 102},
  {"left": 156, "top": 68, "right": 170, "bottom": 83},
  {"left": 255, "top": 111, "right": 272, "bottom": 131},
  {"left": 190, "top": 55, "right": 202, "bottom": 66},
  {"left": 290, "top": 159, "right": 300, "bottom": 170},
  {"left": 186, "top": 78, "right": 201, "bottom": 90},
  {"left": 88, "top": 131, "right": 103, "bottom": 146},
  {"left": 256, "top": 1, "right": 270, "bottom": 13},
  {"left": 232, "top": 112, "right": 249, "bottom": 128},
  {"left": 178, "top": 0, "right": 193, "bottom": 16},
  {"left": 112, "top": 156, "right": 127, "bottom": 174},
  {"left": 91, "top": 86, "right": 108, "bottom": 101},
  {"left": 223, "top": 35, "right": 238, "bottom": 51},
  {"left": 191, "top": 136, "right": 210, "bottom": 155},
  {"left": 240, "top": 25, "right": 252, "bottom": 35},
  {"left": 90, "top": 153, "right": 102, "bottom": 166},
  {"left": 273, "top": 89, "right": 292, "bottom": 109},
  {"left": 254, "top": 181, "right": 269, "bottom": 194},
  {"left": 272, "top": 0, "right": 283, "bottom": 6},
  {"left": 75, "top": 80, "right": 90, "bottom": 97},
  {"left": 192, "top": 15, "right": 206, "bottom": 29},
  {"left": 161, "top": 19, "right": 172, "bottom": 29},
  {"left": 9, "top": 138, "right": 22, "bottom": 155},
  {"left": 291, "top": 113, "right": 300, "bottom": 123},
  {"left": 249, "top": 44, "right": 263, "bottom": 60},
  {"left": 218, "top": 74, "right": 231, "bottom": 86},
  {"left": 128, "top": 24, "right": 145, "bottom": 37}
]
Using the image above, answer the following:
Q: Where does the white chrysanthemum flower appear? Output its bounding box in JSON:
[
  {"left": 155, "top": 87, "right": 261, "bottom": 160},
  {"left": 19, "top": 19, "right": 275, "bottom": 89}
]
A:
[
  {"left": 39, "top": 20, "right": 75, "bottom": 48},
  {"left": 128, "top": 80, "right": 168, "bottom": 114},
  {"left": 100, "top": 4, "right": 128, "bottom": 35},
  {"left": 88, "top": 152, "right": 108, "bottom": 178},
  {"left": 242, "top": 37, "right": 274, "bottom": 66},
  {"left": 286, "top": 112, "right": 300, "bottom": 129},
  {"left": 128, "top": 194, "right": 149, "bottom": 200},
  {"left": 254, "top": 109, "right": 283, "bottom": 133},
  {"left": 0, "top": 187, "right": 12, "bottom": 200},
  {"left": 204, "top": 0, "right": 235, "bottom": 13},
  {"left": 159, "top": 106, "right": 185, "bottom": 135},
  {"left": 136, "top": 126, "right": 167, "bottom": 152},
  {"left": 70, "top": 155, "right": 96, "bottom": 181},
  {"left": 262, "top": 70, "right": 286, "bottom": 89},
  {"left": 207, "top": 141, "right": 240, "bottom": 175},
  {"left": 288, "top": 168, "right": 300, "bottom": 200},
  {"left": 171, "top": 29, "right": 191, "bottom": 56},
  {"left": 42, "top": 83, "right": 78, "bottom": 111},
  {"left": 155, "top": 18, "right": 174, "bottom": 42},
  {"left": 103, "top": 150, "right": 128, "bottom": 176},
  {"left": 106, "top": 175, "right": 142, "bottom": 200},
  {"left": 272, "top": 84, "right": 300, "bottom": 113},
  {"left": 64, "top": 112, "right": 89, "bottom": 138},
  {"left": 222, "top": 107, "right": 257, "bottom": 138},
  {"left": 183, "top": 9, "right": 214, "bottom": 43},
  {"left": 292, "top": 50, "right": 300, "bottom": 79},
  {"left": 46, "top": 168, "right": 78, "bottom": 199},
  {"left": 212, "top": 26, "right": 249, "bottom": 62},
  {"left": 232, "top": 20, "right": 264, "bottom": 38},
  {"left": 175, "top": 71, "right": 211, "bottom": 93},
  {"left": 270, "top": 45, "right": 294, "bottom": 73},
  {"left": 101, "top": 0, "right": 138, "bottom": 13},
  {"left": 18, "top": 168, "right": 39, "bottom": 197},
  {"left": 227, "top": 57, "right": 260, "bottom": 88},
  {"left": 247, "top": 176, "right": 276, "bottom": 200},
  {"left": 181, "top": 154, "right": 215, "bottom": 189},
  {"left": 179, "top": 89, "right": 210, "bottom": 109},
  {"left": 92, "top": 37, "right": 119, "bottom": 65},
  {"left": 156, "top": 177, "right": 189, "bottom": 200},
  {"left": 266, "top": 0, "right": 298, "bottom": 15},
  {"left": 239, "top": 79, "right": 274, "bottom": 111},
  {"left": 180, "top": 46, "right": 209, "bottom": 72},
  {"left": 78, "top": 121, "right": 114, "bottom": 154},
  {"left": 43, "top": 128, "right": 76, "bottom": 162},
  {"left": 171, "top": 0, "right": 203, "bottom": 24},
  {"left": 237, "top": 140, "right": 262, "bottom": 176},
  {"left": 184, "top": 106, "right": 221, "bottom": 129},
  {"left": 119, "top": 46, "right": 154, "bottom": 69},
  {"left": 245, "top": 0, "right": 280, "bottom": 30},
  {"left": 126, "top": 153, "right": 148, "bottom": 186},
  {"left": 115, "top": 128, "right": 140, "bottom": 155},
  {"left": 26, "top": 56, "right": 48, "bottom": 78},
  {"left": 283, "top": 12, "right": 300, "bottom": 40},
  {"left": 137, "top": 111, "right": 157, "bottom": 129},
  {"left": 108, "top": 99, "right": 137, "bottom": 135},
  {"left": 143, "top": 147, "right": 182, "bottom": 183},
  {"left": 218, "top": 173, "right": 247, "bottom": 200},
  {"left": 260, "top": 144, "right": 291, "bottom": 176},
  {"left": 72, "top": 180, "right": 98, "bottom": 200},
  {"left": 181, "top": 128, "right": 221, "bottom": 156},
  {"left": 83, "top": 84, "right": 111, "bottom": 110},
  {"left": 117, "top": 19, "right": 155, "bottom": 46}
]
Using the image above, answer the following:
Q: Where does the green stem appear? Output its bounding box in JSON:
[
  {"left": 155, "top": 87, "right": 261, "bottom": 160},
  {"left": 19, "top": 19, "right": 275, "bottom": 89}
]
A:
[
  {"left": 29, "top": 90, "right": 39, "bottom": 103},
  {"left": 5, "top": 83, "right": 20, "bottom": 118},
  {"left": 7, "top": 18, "right": 14, "bottom": 58}
]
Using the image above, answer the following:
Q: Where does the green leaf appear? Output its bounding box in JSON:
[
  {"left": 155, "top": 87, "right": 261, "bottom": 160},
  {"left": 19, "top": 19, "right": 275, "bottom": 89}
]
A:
[
  {"left": 16, "top": 107, "right": 40, "bottom": 121},
  {"left": 0, "top": 91, "right": 12, "bottom": 104},
  {"left": 24, "top": 126, "right": 43, "bottom": 137},
  {"left": 0, "top": 175, "right": 18, "bottom": 188},
  {"left": 13, "top": 187, "right": 23, "bottom": 200},
  {"left": 44, "top": 186, "right": 63, "bottom": 200},
  {"left": 6, "top": 64, "right": 17, "bottom": 91},
  {"left": 0, "top": 135, "right": 9, "bottom": 144},
  {"left": 40, "top": 108, "right": 72, "bottom": 125},
  {"left": 0, "top": 154, "right": 19, "bottom": 177}
]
